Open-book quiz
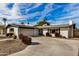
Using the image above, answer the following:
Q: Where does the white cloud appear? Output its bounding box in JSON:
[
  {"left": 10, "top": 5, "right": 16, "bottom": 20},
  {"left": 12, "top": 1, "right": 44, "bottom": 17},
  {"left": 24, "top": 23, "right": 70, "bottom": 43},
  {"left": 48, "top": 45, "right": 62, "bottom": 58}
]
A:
[
  {"left": 0, "top": 3, "right": 79, "bottom": 26},
  {"left": 55, "top": 4, "right": 79, "bottom": 24}
]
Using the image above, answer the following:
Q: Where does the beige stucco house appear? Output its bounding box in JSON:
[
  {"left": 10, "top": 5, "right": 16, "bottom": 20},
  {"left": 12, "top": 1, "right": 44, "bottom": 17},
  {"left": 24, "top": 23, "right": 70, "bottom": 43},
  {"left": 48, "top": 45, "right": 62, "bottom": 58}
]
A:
[{"left": 6, "top": 20, "right": 75, "bottom": 38}]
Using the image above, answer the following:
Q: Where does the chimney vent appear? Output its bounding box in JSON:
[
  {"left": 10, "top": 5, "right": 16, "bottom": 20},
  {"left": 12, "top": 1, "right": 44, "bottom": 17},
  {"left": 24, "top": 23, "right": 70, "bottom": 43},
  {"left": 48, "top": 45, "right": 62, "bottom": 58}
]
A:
[{"left": 69, "top": 20, "right": 73, "bottom": 25}]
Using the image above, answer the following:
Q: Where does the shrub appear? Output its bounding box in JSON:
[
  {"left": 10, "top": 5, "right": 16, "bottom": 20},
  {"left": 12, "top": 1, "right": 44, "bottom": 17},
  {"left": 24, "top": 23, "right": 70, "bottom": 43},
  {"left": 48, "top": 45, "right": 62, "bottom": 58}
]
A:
[
  {"left": 19, "top": 34, "right": 32, "bottom": 45},
  {"left": 21, "top": 36, "right": 32, "bottom": 45},
  {"left": 6, "top": 33, "right": 14, "bottom": 38},
  {"left": 55, "top": 32, "right": 60, "bottom": 37},
  {"left": 46, "top": 32, "right": 51, "bottom": 36},
  {"left": 13, "top": 35, "right": 17, "bottom": 39}
]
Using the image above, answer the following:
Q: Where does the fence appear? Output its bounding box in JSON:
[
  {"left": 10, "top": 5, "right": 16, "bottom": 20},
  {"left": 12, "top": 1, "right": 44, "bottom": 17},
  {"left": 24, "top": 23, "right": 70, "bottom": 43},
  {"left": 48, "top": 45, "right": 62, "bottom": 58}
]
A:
[{"left": 74, "top": 29, "right": 79, "bottom": 38}]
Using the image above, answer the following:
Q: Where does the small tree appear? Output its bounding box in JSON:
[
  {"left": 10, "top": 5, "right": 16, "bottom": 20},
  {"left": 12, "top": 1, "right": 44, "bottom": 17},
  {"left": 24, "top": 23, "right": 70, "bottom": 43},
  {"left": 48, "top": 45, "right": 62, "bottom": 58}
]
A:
[
  {"left": 36, "top": 19, "right": 50, "bottom": 26},
  {"left": 21, "top": 22, "right": 24, "bottom": 24},
  {"left": 2, "top": 18, "right": 7, "bottom": 34},
  {"left": 3, "top": 18, "right": 7, "bottom": 26},
  {"left": 27, "top": 22, "right": 29, "bottom": 25}
]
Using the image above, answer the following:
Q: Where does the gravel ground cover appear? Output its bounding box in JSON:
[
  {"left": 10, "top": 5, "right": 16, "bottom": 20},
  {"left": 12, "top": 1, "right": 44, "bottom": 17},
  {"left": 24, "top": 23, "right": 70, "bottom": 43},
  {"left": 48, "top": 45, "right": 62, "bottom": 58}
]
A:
[{"left": 0, "top": 39, "right": 27, "bottom": 56}]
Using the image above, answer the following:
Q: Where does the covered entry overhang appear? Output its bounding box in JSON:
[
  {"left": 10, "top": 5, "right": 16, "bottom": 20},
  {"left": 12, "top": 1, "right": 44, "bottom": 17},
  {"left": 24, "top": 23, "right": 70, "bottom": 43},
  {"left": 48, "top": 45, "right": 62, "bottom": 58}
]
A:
[
  {"left": 36, "top": 24, "right": 72, "bottom": 29},
  {"left": 36, "top": 24, "right": 74, "bottom": 38}
]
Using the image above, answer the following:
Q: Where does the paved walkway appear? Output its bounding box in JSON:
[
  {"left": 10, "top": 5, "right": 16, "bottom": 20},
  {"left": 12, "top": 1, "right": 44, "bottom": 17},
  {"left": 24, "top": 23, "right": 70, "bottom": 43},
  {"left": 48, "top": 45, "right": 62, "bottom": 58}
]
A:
[
  {"left": 9, "top": 37, "right": 79, "bottom": 56},
  {"left": 0, "top": 38, "right": 13, "bottom": 41}
]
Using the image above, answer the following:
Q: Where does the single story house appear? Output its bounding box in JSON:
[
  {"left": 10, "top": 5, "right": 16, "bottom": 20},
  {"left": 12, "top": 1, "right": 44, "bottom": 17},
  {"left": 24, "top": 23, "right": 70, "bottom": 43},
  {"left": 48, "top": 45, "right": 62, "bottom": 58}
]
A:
[
  {"left": 6, "top": 20, "right": 75, "bottom": 38},
  {"left": 7, "top": 24, "right": 39, "bottom": 38}
]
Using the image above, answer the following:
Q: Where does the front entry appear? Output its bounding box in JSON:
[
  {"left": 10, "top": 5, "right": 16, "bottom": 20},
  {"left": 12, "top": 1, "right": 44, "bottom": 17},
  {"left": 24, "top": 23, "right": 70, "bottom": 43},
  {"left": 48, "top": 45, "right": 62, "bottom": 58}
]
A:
[
  {"left": 39, "top": 29, "right": 43, "bottom": 36},
  {"left": 47, "top": 29, "right": 60, "bottom": 37}
]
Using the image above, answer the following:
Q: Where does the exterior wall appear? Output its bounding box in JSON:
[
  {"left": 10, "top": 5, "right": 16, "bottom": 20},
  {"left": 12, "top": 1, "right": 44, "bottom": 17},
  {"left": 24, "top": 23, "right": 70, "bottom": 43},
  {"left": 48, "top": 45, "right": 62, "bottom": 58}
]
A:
[
  {"left": 18, "top": 28, "right": 39, "bottom": 36},
  {"left": 33, "top": 29, "right": 39, "bottom": 36},
  {"left": 60, "top": 28, "right": 69, "bottom": 38},
  {"left": 42, "top": 27, "right": 73, "bottom": 38},
  {"left": 68, "top": 26, "right": 74, "bottom": 38},
  {"left": 7, "top": 27, "right": 19, "bottom": 38},
  {"left": 7, "top": 27, "right": 39, "bottom": 38},
  {"left": 43, "top": 29, "right": 48, "bottom": 36}
]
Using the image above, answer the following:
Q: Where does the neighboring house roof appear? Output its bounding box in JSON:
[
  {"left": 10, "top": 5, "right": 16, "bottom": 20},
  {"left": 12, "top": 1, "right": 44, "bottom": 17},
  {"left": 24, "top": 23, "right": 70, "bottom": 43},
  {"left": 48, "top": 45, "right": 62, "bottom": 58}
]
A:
[
  {"left": 36, "top": 24, "right": 74, "bottom": 29},
  {"left": 0, "top": 25, "right": 5, "bottom": 28}
]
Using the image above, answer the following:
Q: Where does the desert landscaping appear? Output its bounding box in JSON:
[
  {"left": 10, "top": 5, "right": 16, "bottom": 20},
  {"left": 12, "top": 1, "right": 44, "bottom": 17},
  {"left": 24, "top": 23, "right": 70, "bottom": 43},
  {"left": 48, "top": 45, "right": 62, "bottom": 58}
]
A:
[
  {"left": 0, "top": 38, "right": 27, "bottom": 56},
  {"left": 0, "top": 34, "right": 32, "bottom": 56}
]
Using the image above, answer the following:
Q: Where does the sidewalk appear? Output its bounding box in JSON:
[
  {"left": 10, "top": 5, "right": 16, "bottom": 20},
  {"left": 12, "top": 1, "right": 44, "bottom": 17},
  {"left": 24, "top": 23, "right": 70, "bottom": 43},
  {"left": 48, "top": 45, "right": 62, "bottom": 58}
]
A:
[{"left": 0, "top": 38, "right": 13, "bottom": 41}]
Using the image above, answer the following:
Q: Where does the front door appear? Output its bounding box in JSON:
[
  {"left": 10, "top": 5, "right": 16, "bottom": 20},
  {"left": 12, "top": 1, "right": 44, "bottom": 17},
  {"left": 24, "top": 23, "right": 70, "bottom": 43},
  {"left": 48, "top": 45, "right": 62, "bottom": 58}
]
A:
[{"left": 39, "top": 29, "right": 43, "bottom": 35}]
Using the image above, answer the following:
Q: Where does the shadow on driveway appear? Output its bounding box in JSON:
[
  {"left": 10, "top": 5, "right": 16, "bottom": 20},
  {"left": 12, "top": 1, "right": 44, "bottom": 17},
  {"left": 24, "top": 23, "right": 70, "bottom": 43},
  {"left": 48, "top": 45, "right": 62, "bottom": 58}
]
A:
[{"left": 31, "top": 42, "right": 40, "bottom": 45}]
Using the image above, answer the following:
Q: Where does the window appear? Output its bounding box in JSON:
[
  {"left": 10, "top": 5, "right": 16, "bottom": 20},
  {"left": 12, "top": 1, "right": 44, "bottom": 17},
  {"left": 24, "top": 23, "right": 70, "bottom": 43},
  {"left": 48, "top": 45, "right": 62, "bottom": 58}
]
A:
[
  {"left": 52, "top": 29, "right": 55, "bottom": 33},
  {"left": 10, "top": 28, "right": 14, "bottom": 32}
]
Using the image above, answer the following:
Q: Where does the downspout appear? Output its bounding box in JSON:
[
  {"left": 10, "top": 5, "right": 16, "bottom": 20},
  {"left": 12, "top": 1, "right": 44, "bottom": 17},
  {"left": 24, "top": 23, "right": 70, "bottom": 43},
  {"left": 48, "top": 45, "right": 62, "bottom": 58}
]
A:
[{"left": 59, "top": 28, "right": 60, "bottom": 37}]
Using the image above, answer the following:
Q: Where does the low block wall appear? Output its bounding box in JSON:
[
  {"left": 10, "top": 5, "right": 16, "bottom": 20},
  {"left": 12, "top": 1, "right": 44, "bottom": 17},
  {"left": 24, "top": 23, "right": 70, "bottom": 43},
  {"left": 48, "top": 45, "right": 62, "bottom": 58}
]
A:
[{"left": 74, "top": 29, "right": 79, "bottom": 37}]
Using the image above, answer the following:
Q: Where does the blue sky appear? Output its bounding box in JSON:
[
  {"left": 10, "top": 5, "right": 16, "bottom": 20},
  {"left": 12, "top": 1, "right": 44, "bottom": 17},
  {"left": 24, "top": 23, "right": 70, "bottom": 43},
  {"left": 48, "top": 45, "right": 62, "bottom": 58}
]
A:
[{"left": 0, "top": 3, "right": 79, "bottom": 28}]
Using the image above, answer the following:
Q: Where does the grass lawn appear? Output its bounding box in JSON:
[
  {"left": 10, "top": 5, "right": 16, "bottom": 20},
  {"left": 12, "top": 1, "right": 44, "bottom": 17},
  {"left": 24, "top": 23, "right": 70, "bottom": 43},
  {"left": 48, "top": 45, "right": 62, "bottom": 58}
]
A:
[{"left": 0, "top": 39, "right": 27, "bottom": 56}]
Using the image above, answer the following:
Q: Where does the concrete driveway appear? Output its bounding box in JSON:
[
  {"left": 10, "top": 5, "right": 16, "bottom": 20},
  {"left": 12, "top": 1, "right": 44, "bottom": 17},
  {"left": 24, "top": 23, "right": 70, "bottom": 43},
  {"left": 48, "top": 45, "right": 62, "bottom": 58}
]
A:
[{"left": 10, "top": 37, "right": 79, "bottom": 56}]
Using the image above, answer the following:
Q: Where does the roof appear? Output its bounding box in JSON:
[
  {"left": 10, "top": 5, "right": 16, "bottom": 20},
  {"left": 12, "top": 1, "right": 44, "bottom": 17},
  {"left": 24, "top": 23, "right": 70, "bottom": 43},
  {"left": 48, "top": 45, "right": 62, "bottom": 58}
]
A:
[
  {"left": 7, "top": 24, "right": 37, "bottom": 29},
  {"left": 36, "top": 24, "right": 74, "bottom": 29},
  {"left": 7, "top": 24, "right": 75, "bottom": 29}
]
